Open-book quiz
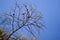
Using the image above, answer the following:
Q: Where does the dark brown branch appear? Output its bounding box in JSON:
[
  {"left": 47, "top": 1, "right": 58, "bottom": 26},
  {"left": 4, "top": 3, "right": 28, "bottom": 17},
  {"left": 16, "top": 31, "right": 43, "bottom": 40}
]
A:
[{"left": 6, "top": 23, "right": 25, "bottom": 40}]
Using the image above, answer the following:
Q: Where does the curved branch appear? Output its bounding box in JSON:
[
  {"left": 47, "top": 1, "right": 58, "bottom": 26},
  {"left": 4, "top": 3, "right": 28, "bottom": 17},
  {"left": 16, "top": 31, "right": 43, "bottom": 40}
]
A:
[{"left": 6, "top": 23, "right": 25, "bottom": 40}]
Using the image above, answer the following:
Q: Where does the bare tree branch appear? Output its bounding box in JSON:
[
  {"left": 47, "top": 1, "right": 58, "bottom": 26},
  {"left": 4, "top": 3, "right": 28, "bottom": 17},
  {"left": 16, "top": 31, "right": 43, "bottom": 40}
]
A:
[{"left": 0, "top": 1, "right": 45, "bottom": 40}]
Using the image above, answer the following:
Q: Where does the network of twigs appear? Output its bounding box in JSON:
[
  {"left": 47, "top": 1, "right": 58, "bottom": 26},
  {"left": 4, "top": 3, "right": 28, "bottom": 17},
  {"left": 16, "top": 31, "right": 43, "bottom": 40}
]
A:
[{"left": 0, "top": 2, "right": 45, "bottom": 40}]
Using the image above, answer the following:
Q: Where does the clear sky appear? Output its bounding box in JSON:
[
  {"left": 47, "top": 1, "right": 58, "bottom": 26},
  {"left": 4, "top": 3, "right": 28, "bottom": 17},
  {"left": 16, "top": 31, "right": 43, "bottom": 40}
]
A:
[{"left": 0, "top": 0, "right": 60, "bottom": 40}]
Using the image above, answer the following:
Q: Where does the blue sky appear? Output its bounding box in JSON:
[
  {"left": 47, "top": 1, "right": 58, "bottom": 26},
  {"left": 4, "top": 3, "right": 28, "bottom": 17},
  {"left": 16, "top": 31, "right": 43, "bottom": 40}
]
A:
[{"left": 0, "top": 0, "right": 60, "bottom": 40}]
